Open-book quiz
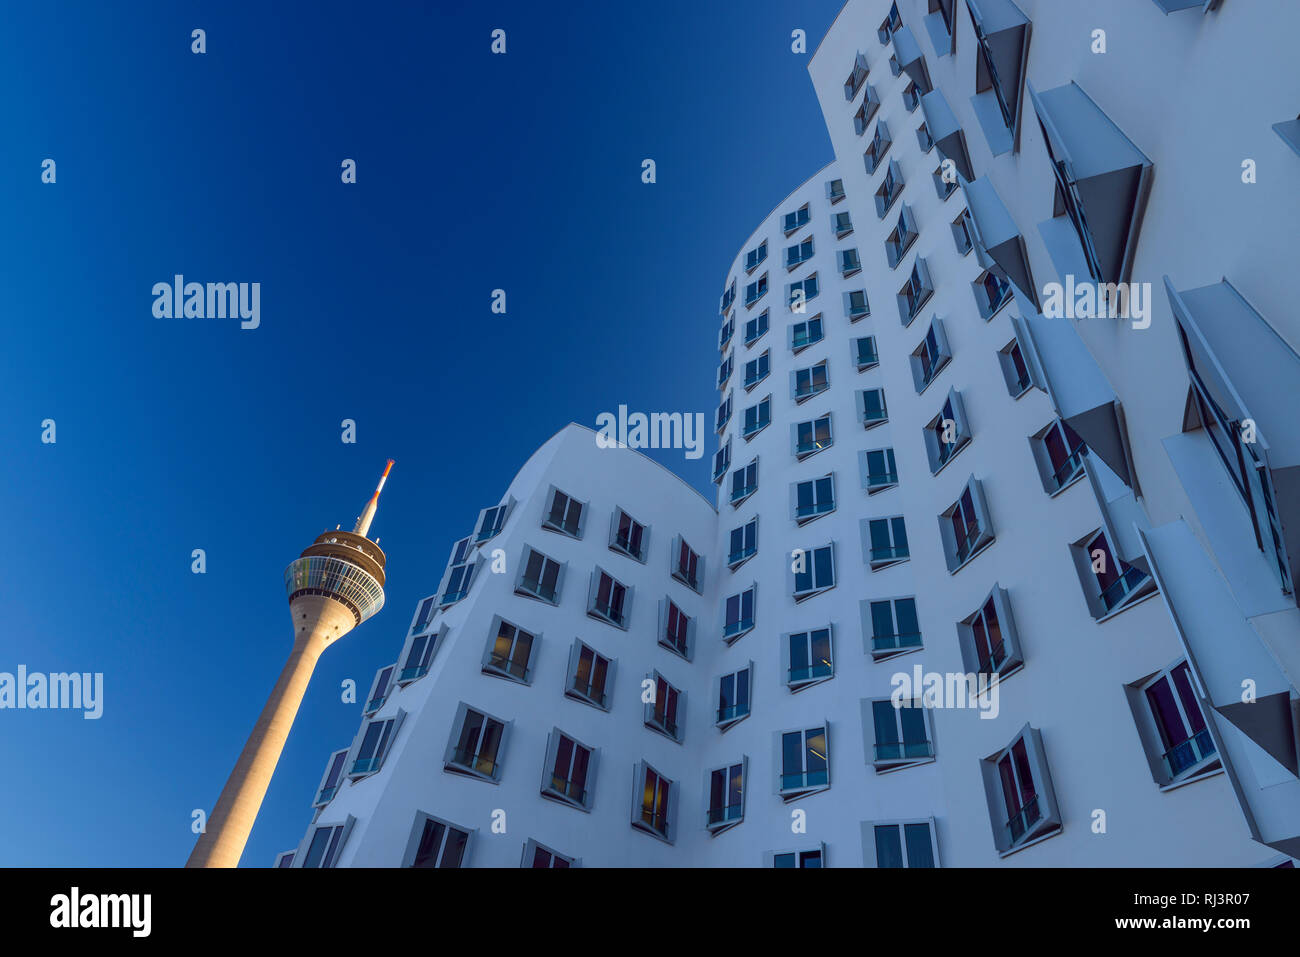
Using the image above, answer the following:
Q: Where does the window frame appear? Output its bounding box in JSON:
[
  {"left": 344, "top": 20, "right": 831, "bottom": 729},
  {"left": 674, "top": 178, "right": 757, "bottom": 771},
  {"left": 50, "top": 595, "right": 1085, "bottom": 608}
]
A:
[{"left": 443, "top": 701, "right": 511, "bottom": 784}]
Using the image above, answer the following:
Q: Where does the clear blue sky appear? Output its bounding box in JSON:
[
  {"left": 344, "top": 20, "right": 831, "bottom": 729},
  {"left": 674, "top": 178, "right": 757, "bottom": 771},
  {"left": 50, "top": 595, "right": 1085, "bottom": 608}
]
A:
[{"left": 0, "top": 0, "right": 843, "bottom": 866}]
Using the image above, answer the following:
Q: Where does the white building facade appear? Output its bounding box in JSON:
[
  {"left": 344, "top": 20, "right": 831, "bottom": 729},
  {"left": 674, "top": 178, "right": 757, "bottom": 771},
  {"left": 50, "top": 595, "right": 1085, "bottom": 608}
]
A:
[{"left": 280, "top": 0, "right": 1300, "bottom": 868}]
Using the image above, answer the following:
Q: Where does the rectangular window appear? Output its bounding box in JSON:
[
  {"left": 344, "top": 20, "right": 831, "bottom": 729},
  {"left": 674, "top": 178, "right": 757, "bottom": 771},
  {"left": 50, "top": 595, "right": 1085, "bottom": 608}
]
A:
[
  {"left": 792, "top": 360, "right": 829, "bottom": 402},
  {"left": 483, "top": 618, "right": 536, "bottom": 684},
  {"left": 523, "top": 839, "right": 576, "bottom": 869},
  {"left": 853, "top": 86, "right": 881, "bottom": 135},
  {"left": 958, "top": 586, "right": 1023, "bottom": 680},
  {"left": 878, "top": 2, "right": 901, "bottom": 43},
  {"left": 875, "top": 160, "right": 904, "bottom": 219},
  {"left": 855, "top": 335, "right": 879, "bottom": 371},
  {"left": 632, "top": 762, "right": 674, "bottom": 841},
  {"left": 716, "top": 392, "right": 733, "bottom": 433},
  {"left": 645, "top": 672, "right": 684, "bottom": 740},
  {"left": 744, "top": 309, "right": 770, "bottom": 346},
  {"left": 567, "top": 640, "right": 613, "bottom": 710},
  {"left": 885, "top": 204, "right": 918, "bottom": 268},
  {"left": 902, "top": 79, "right": 921, "bottom": 112},
  {"left": 314, "top": 749, "right": 349, "bottom": 807},
  {"left": 474, "top": 501, "right": 511, "bottom": 544},
  {"left": 871, "top": 699, "right": 934, "bottom": 770},
  {"left": 516, "top": 546, "right": 563, "bottom": 604},
  {"left": 445, "top": 704, "right": 507, "bottom": 782},
  {"left": 794, "top": 474, "right": 836, "bottom": 524},
  {"left": 717, "top": 351, "right": 734, "bottom": 389},
  {"left": 863, "top": 447, "right": 898, "bottom": 493},
  {"left": 839, "top": 247, "right": 862, "bottom": 278},
  {"left": 832, "top": 211, "right": 854, "bottom": 239},
  {"left": 793, "top": 543, "right": 836, "bottom": 601},
  {"left": 923, "top": 389, "right": 970, "bottom": 473},
  {"left": 897, "top": 257, "right": 933, "bottom": 326},
  {"left": 779, "top": 725, "right": 830, "bottom": 798},
  {"left": 719, "top": 315, "right": 734, "bottom": 351},
  {"left": 707, "top": 761, "right": 746, "bottom": 831},
  {"left": 275, "top": 851, "right": 295, "bottom": 868},
  {"left": 407, "top": 814, "right": 470, "bottom": 868},
  {"left": 743, "top": 395, "right": 772, "bottom": 439},
  {"left": 351, "top": 712, "right": 404, "bottom": 776},
  {"left": 438, "top": 537, "right": 476, "bottom": 607},
  {"left": 845, "top": 289, "right": 870, "bottom": 321},
  {"left": 940, "top": 477, "right": 996, "bottom": 572},
  {"left": 785, "top": 235, "right": 814, "bottom": 269},
  {"left": 543, "top": 487, "right": 585, "bottom": 538},
  {"left": 1083, "top": 530, "right": 1151, "bottom": 615},
  {"left": 782, "top": 204, "right": 811, "bottom": 236},
  {"left": 542, "top": 729, "right": 596, "bottom": 810},
  {"left": 659, "top": 599, "right": 693, "bottom": 660},
  {"left": 744, "top": 273, "right": 769, "bottom": 307},
  {"left": 721, "top": 279, "right": 736, "bottom": 313},
  {"left": 933, "top": 163, "right": 958, "bottom": 199},
  {"left": 717, "top": 663, "right": 752, "bottom": 728},
  {"left": 910, "top": 317, "right": 951, "bottom": 393},
  {"left": 1134, "top": 661, "right": 1218, "bottom": 784},
  {"left": 917, "top": 121, "right": 934, "bottom": 152},
  {"left": 302, "top": 818, "right": 353, "bottom": 869},
  {"left": 868, "top": 820, "right": 937, "bottom": 868},
  {"left": 998, "top": 337, "right": 1033, "bottom": 396},
  {"left": 788, "top": 275, "right": 820, "bottom": 311},
  {"left": 772, "top": 847, "right": 824, "bottom": 868},
  {"left": 794, "top": 414, "right": 833, "bottom": 460},
  {"left": 398, "top": 625, "right": 443, "bottom": 682},
  {"left": 1032, "top": 419, "right": 1087, "bottom": 493},
  {"left": 861, "top": 388, "right": 888, "bottom": 428},
  {"left": 745, "top": 240, "right": 768, "bottom": 272},
  {"left": 827, "top": 177, "right": 846, "bottom": 203},
  {"left": 743, "top": 350, "right": 771, "bottom": 390},
  {"left": 728, "top": 517, "right": 758, "bottom": 569},
  {"left": 863, "top": 119, "right": 892, "bottom": 173},
  {"left": 787, "top": 626, "right": 834, "bottom": 688},
  {"left": 672, "top": 535, "right": 702, "bottom": 592},
  {"left": 713, "top": 439, "right": 732, "bottom": 484},
  {"left": 364, "top": 664, "right": 394, "bottom": 715},
  {"left": 789, "top": 315, "right": 824, "bottom": 353},
  {"left": 982, "top": 726, "right": 1061, "bottom": 854},
  {"left": 411, "top": 596, "right": 436, "bottom": 635},
  {"left": 973, "top": 267, "right": 1013, "bottom": 319},
  {"left": 952, "top": 209, "right": 973, "bottom": 255},
  {"left": 730, "top": 457, "right": 758, "bottom": 507},
  {"left": 867, "top": 596, "right": 921, "bottom": 658},
  {"left": 723, "top": 584, "right": 756, "bottom": 642},
  {"left": 866, "top": 516, "right": 909, "bottom": 569},
  {"left": 608, "top": 508, "right": 647, "bottom": 562},
  {"left": 588, "top": 568, "right": 632, "bottom": 628}
]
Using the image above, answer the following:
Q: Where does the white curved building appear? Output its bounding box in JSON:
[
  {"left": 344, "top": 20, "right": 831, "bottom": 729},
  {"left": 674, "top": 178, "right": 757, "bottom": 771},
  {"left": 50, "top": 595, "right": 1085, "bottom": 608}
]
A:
[{"left": 279, "top": 0, "right": 1300, "bottom": 868}]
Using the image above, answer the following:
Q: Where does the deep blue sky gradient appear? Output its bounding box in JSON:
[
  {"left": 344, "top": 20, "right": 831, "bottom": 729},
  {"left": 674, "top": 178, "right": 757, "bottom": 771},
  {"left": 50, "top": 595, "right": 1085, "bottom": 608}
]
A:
[{"left": 0, "top": 0, "right": 842, "bottom": 865}]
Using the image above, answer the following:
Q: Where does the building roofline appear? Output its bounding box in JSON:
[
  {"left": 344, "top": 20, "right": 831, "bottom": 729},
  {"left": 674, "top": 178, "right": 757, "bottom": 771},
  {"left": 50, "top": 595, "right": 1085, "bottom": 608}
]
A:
[{"left": 721, "top": 159, "right": 841, "bottom": 283}]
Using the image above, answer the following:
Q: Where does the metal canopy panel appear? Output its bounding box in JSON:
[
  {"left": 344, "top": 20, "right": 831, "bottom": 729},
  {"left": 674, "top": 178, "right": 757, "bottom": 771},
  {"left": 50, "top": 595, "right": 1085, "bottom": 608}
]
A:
[
  {"left": 920, "top": 89, "right": 973, "bottom": 181},
  {"left": 891, "top": 26, "right": 930, "bottom": 89},
  {"left": 1017, "top": 311, "right": 1132, "bottom": 487},
  {"left": 962, "top": 176, "right": 1036, "bottom": 304},
  {"left": 1164, "top": 277, "right": 1300, "bottom": 467},
  {"left": 1029, "top": 81, "right": 1153, "bottom": 285},
  {"left": 1138, "top": 521, "right": 1298, "bottom": 776}
]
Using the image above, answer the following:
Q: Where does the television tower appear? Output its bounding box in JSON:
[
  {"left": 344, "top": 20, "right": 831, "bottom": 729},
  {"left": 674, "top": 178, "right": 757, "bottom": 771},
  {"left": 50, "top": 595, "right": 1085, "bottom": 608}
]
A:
[{"left": 186, "top": 460, "right": 394, "bottom": 868}]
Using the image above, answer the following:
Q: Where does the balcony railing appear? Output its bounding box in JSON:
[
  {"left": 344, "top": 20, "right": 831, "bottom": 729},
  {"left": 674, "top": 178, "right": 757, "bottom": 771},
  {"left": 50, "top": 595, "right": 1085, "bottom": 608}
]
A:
[
  {"left": 1049, "top": 447, "right": 1086, "bottom": 490},
  {"left": 399, "top": 663, "right": 428, "bottom": 682},
  {"left": 486, "top": 652, "right": 529, "bottom": 681},
  {"left": 871, "top": 631, "right": 922, "bottom": 653},
  {"left": 730, "top": 483, "right": 756, "bottom": 504},
  {"left": 717, "top": 702, "right": 749, "bottom": 723},
  {"left": 953, "top": 523, "right": 985, "bottom": 566},
  {"left": 867, "top": 470, "right": 898, "bottom": 489},
  {"left": 795, "top": 500, "right": 834, "bottom": 520},
  {"left": 568, "top": 677, "right": 606, "bottom": 708},
  {"left": 871, "top": 545, "right": 909, "bottom": 563},
  {"left": 546, "top": 775, "right": 587, "bottom": 805},
  {"left": 779, "top": 769, "right": 828, "bottom": 791},
  {"left": 1099, "top": 565, "right": 1149, "bottom": 611},
  {"left": 873, "top": 740, "right": 934, "bottom": 761},
  {"left": 789, "top": 662, "right": 833, "bottom": 683},
  {"left": 1162, "top": 728, "right": 1216, "bottom": 778},
  {"left": 1005, "top": 795, "right": 1041, "bottom": 845},
  {"left": 723, "top": 617, "right": 754, "bottom": 639},
  {"left": 449, "top": 748, "right": 498, "bottom": 778},
  {"left": 517, "top": 578, "right": 557, "bottom": 603},
  {"left": 707, "top": 803, "right": 744, "bottom": 826},
  {"left": 976, "top": 640, "right": 1007, "bottom": 676}
]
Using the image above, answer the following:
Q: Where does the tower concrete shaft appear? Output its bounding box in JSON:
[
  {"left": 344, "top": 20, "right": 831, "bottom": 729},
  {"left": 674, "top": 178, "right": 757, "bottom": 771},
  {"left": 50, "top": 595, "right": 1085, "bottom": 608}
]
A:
[{"left": 186, "top": 462, "right": 393, "bottom": 868}]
